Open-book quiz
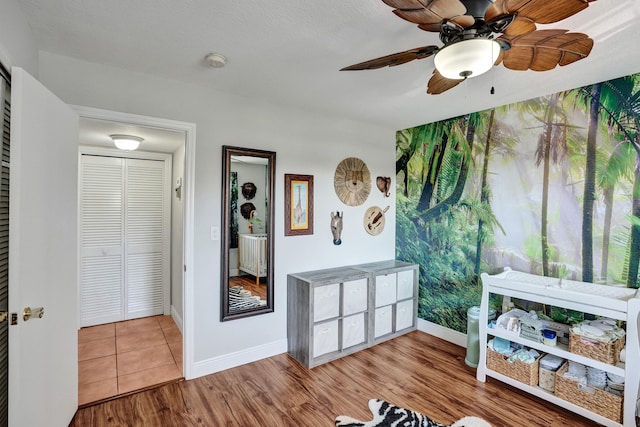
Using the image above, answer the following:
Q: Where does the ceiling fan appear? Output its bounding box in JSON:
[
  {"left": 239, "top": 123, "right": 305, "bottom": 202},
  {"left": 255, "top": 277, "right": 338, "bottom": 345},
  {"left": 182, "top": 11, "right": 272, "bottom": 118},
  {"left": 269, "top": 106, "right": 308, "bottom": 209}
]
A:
[{"left": 341, "top": 0, "right": 597, "bottom": 94}]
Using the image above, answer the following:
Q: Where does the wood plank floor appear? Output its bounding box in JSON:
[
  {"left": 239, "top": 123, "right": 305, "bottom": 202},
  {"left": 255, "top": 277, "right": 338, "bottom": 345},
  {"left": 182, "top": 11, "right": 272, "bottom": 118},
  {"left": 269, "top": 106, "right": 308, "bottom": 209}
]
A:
[{"left": 70, "top": 331, "right": 604, "bottom": 426}]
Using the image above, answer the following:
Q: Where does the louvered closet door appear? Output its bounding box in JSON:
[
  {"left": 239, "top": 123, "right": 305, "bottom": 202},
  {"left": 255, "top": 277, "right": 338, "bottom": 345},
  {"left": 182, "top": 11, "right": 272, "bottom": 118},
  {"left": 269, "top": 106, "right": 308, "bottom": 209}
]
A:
[
  {"left": 125, "top": 159, "right": 166, "bottom": 319},
  {"left": 80, "top": 155, "right": 125, "bottom": 326},
  {"left": 80, "top": 155, "right": 168, "bottom": 326}
]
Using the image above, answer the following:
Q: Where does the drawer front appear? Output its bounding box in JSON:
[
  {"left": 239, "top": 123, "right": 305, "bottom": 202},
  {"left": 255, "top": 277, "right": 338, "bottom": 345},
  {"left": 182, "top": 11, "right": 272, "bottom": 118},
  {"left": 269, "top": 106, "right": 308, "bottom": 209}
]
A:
[
  {"left": 375, "top": 274, "right": 397, "bottom": 307},
  {"left": 343, "top": 278, "right": 368, "bottom": 316},
  {"left": 313, "top": 283, "right": 340, "bottom": 322},
  {"left": 374, "top": 305, "right": 393, "bottom": 338},
  {"left": 342, "top": 313, "right": 366, "bottom": 349},
  {"left": 395, "top": 299, "right": 414, "bottom": 331},
  {"left": 396, "top": 269, "right": 414, "bottom": 301},
  {"left": 313, "top": 319, "right": 339, "bottom": 358}
]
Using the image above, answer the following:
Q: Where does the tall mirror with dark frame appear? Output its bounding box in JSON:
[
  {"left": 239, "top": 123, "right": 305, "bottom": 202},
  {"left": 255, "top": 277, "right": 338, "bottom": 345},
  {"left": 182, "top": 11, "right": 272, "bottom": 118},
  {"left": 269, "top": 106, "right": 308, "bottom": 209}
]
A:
[{"left": 221, "top": 146, "right": 275, "bottom": 321}]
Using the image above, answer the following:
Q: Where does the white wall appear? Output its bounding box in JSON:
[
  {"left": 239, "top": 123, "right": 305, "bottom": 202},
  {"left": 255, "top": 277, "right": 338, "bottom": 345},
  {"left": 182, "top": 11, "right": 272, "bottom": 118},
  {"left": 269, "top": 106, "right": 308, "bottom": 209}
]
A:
[
  {"left": 38, "top": 51, "right": 398, "bottom": 374},
  {"left": 171, "top": 144, "right": 185, "bottom": 327},
  {"left": 0, "top": 0, "right": 38, "bottom": 74}
]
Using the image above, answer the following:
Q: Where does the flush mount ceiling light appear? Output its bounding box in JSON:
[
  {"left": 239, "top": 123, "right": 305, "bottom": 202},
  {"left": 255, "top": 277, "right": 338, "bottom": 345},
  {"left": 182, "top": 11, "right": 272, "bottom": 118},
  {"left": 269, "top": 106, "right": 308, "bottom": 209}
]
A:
[
  {"left": 110, "top": 134, "right": 143, "bottom": 151},
  {"left": 433, "top": 38, "right": 500, "bottom": 80}
]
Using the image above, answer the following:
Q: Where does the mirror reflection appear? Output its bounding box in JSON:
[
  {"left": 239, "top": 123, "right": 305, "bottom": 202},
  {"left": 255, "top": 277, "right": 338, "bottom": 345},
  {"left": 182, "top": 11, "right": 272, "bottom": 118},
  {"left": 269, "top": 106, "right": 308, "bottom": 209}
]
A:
[{"left": 221, "top": 146, "right": 275, "bottom": 321}]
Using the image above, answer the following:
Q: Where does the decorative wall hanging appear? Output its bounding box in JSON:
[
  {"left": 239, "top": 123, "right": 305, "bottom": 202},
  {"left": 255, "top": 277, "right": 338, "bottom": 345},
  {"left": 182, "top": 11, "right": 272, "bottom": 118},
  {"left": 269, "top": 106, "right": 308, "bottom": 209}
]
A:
[
  {"left": 334, "top": 157, "right": 371, "bottom": 206},
  {"left": 285, "top": 174, "right": 314, "bottom": 236},
  {"left": 241, "top": 182, "right": 257, "bottom": 200},
  {"left": 364, "top": 205, "right": 389, "bottom": 236},
  {"left": 376, "top": 176, "right": 391, "bottom": 197},
  {"left": 330, "top": 211, "right": 343, "bottom": 245},
  {"left": 240, "top": 202, "right": 256, "bottom": 220}
]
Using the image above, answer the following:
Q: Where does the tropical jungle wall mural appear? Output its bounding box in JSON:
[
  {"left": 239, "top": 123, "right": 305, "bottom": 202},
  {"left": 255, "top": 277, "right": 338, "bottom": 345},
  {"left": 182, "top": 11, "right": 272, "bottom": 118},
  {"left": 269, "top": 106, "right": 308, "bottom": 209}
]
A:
[{"left": 396, "top": 73, "right": 640, "bottom": 333}]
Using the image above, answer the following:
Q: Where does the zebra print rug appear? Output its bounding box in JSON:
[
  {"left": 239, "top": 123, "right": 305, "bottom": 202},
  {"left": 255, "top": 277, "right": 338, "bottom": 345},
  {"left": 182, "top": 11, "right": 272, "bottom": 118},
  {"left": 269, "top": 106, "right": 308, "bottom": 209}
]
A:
[
  {"left": 335, "top": 399, "right": 491, "bottom": 427},
  {"left": 229, "top": 285, "right": 266, "bottom": 311}
]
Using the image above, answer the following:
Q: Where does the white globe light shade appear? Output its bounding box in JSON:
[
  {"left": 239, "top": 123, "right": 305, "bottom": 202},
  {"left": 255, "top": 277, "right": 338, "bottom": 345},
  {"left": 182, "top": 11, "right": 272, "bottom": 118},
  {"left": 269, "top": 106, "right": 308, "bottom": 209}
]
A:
[
  {"left": 110, "top": 134, "right": 143, "bottom": 151},
  {"left": 434, "top": 39, "right": 500, "bottom": 80}
]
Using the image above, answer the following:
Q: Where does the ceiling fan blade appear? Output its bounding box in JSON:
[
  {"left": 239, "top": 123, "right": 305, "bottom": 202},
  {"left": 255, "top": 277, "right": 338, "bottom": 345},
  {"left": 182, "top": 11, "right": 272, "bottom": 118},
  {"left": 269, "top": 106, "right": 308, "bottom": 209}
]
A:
[
  {"left": 494, "top": 15, "right": 536, "bottom": 35},
  {"left": 499, "top": 30, "right": 594, "bottom": 72},
  {"left": 426, "top": 69, "right": 464, "bottom": 94},
  {"left": 383, "top": 0, "right": 470, "bottom": 32},
  {"left": 340, "top": 46, "right": 439, "bottom": 71},
  {"left": 486, "top": 0, "right": 594, "bottom": 27}
]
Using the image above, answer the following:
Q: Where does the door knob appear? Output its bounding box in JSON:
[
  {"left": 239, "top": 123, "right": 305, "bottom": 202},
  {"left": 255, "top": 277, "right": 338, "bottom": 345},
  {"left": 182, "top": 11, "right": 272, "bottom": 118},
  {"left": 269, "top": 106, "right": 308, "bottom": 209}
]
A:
[{"left": 23, "top": 306, "right": 44, "bottom": 321}]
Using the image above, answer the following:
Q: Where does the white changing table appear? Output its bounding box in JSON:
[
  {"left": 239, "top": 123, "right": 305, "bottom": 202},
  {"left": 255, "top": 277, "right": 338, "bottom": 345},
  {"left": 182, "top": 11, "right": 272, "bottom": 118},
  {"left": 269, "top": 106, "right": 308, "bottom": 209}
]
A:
[{"left": 477, "top": 267, "right": 640, "bottom": 427}]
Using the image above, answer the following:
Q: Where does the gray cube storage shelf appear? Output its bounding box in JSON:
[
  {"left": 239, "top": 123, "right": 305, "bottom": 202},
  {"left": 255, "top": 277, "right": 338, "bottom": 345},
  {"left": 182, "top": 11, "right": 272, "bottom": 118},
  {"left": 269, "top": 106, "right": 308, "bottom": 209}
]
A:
[{"left": 287, "top": 260, "right": 418, "bottom": 368}]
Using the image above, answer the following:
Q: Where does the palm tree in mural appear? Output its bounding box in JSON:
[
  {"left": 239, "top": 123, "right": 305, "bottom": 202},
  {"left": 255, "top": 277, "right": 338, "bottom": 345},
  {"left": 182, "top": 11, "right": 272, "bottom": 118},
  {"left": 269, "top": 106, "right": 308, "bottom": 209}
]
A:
[
  {"left": 533, "top": 92, "right": 566, "bottom": 276},
  {"left": 599, "top": 142, "right": 635, "bottom": 279},
  {"left": 581, "top": 83, "right": 601, "bottom": 283},
  {"left": 473, "top": 108, "right": 518, "bottom": 274},
  {"left": 395, "top": 117, "right": 469, "bottom": 223},
  {"left": 565, "top": 79, "right": 639, "bottom": 282},
  {"left": 396, "top": 120, "right": 451, "bottom": 199},
  {"left": 572, "top": 76, "right": 640, "bottom": 286},
  {"left": 419, "top": 114, "right": 474, "bottom": 222},
  {"left": 598, "top": 76, "right": 640, "bottom": 287}
]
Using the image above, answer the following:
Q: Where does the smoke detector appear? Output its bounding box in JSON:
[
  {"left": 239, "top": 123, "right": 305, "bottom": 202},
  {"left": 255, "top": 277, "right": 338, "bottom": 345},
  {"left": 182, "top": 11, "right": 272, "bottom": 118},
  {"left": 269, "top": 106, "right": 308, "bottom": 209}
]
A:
[{"left": 205, "top": 53, "right": 226, "bottom": 68}]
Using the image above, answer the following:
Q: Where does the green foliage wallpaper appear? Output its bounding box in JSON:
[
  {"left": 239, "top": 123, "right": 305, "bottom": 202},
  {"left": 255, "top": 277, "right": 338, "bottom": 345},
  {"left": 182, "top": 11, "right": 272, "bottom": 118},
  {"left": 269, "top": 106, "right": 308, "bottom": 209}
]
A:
[{"left": 395, "top": 74, "right": 640, "bottom": 333}]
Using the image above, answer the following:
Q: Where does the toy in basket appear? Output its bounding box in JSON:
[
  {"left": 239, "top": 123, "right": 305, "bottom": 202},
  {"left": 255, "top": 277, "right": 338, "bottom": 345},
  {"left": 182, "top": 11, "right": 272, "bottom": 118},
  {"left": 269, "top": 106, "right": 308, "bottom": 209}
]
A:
[{"left": 569, "top": 319, "right": 626, "bottom": 365}]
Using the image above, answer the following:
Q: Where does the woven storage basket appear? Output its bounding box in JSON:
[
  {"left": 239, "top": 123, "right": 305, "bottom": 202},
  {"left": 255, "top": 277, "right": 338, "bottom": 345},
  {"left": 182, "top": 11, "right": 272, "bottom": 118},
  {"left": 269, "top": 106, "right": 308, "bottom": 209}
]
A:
[
  {"left": 568, "top": 330, "right": 625, "bottom": 365},
  {"left": 555, "top": 362, "right": 623, "bottom": 423},
  {"left": 486, "top": 348, "right": 540, "bottom": 386}
]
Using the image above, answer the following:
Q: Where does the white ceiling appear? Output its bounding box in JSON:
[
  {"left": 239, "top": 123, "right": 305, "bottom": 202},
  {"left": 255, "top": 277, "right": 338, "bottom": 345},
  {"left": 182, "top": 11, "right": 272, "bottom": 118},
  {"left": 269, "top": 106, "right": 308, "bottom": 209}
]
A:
[
  {"left": 18, "top": 0, "right": 640, "bottom": 131},
  {"left": 79, "top": 117, "right": 185, "bottom": 153}
]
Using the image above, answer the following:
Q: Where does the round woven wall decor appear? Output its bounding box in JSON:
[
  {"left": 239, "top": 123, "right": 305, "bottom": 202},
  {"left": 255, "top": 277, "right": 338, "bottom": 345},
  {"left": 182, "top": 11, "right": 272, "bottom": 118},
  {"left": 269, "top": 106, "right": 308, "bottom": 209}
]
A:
[{"left": 334, "top": 157, "right": 371, "bottom": 206}]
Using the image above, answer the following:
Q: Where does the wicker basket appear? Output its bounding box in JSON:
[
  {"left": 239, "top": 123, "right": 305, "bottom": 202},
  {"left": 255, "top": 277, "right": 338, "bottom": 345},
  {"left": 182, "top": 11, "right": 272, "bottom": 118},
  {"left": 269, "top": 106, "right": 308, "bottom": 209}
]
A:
[
  {"left": 555, "top": 363, "right": 623, "bottom": 423},
  {"left": 486, "top": 348, "right": 540, "bottom": 386},
  {"left": 569, "top": 330, "right": 625, "bottom": 365}
]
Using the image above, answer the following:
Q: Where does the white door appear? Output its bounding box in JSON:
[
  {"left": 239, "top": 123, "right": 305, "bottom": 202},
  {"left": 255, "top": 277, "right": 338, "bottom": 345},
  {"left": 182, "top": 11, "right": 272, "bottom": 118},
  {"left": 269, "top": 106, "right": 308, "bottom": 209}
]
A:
[
  {"left": 9, "top": 68, "right": 79, "bottom": 426},
  {"left": 80, "top": 155, "right": 169, "bottom": 327}
]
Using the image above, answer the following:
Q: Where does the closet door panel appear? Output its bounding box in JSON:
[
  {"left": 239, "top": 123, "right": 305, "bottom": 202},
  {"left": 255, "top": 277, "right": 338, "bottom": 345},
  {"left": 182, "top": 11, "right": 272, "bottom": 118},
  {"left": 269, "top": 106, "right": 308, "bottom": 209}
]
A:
[
  {"left": 125, "top": 159, "right": 166, "bottom": 319},
  {"left": 80, "top": 155, "right": 124, "bottom": 326}
]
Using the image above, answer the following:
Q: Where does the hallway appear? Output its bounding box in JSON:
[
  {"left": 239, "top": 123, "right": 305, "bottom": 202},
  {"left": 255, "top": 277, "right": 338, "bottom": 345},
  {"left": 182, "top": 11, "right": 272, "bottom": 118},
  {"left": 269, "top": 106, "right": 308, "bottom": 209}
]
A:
[{"left": 78, "top": 315, "right": 183, "bottom": 406}]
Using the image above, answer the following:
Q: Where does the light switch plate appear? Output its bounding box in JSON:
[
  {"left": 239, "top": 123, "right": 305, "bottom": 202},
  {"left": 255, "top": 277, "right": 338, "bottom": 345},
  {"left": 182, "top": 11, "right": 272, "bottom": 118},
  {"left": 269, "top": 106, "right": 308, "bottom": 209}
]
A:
[{"left": 211, "top": 226, "right": 219, "bottom": 241}]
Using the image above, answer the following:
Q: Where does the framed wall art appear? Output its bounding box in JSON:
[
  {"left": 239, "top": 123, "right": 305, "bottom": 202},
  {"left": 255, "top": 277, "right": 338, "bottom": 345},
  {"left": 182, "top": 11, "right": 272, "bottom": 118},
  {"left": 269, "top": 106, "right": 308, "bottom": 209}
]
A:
[{"left": 285, "top": 174, "right": 314, "bottom": 236}]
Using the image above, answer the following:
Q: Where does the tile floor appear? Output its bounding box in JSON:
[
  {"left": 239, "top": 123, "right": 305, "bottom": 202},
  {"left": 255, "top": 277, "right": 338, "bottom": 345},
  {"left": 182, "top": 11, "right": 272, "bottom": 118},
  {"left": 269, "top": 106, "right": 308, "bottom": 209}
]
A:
[{"left": 78, "top": 315, "right": 183, "bottom": 406}]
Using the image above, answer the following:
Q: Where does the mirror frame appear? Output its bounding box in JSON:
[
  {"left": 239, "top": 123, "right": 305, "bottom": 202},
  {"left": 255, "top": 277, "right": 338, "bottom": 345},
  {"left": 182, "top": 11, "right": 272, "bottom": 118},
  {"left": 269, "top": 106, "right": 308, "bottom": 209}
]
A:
[{"left": 221, "top": 145, "right": 276, "bottom": 321}]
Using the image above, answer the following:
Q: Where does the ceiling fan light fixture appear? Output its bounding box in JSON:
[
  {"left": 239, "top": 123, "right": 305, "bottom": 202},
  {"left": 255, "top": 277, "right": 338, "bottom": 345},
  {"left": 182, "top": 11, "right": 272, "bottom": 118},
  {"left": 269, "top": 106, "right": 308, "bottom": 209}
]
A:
[
  {"left": 110, "top": 134, "right": 143, "bottom": 151},
  {"left": 434, "top": 38, "right": 500, "bottom": 80}
]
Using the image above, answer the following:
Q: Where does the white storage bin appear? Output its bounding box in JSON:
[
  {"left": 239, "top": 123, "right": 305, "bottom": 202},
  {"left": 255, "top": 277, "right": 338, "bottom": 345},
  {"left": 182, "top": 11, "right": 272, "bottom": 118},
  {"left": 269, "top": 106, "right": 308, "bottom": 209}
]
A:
[
  {"left": 343, "top": 278, "right": 368, "bottom": 316},
  {"left": 342, "top": 313, "right": 366, "bottom": 349},
  {"left": 375, "top": 305, "right": 393, "bottom": 337},
  {"left": 375, "top": 274, "right": 397, "bottom": 307},
  {"left": 397, "top": 270, "right": 414, "bottom": 300},
  {"left": 313, "top": 283, "right": 340, "bottom": 322},
  {"left": 395, "top": 299, "right": 414, "bottom": 331},
  {"left": 313, "top": 319, "right": 338, "bottom": 357}
]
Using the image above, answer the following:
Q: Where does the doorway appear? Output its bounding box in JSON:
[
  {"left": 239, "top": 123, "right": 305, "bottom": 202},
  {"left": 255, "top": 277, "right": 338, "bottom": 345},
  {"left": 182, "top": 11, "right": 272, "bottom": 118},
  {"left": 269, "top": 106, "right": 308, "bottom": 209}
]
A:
[{"left": 73, "top": 107, "right": 195, "bottom": 404}]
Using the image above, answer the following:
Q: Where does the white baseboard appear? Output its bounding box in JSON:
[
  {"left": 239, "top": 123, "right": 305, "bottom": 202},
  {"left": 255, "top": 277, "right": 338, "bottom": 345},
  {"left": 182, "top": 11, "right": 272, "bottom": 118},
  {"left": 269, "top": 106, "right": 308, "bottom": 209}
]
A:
[
  {"left": 188, "top": 322, "right": 465, "bottom": 380},
  {"left": 170, "top": 305, "right": 184, "bottom": 334},
  {"left": 190, "top": 338, "right": 288, "bottom": 379},
  {"left": 418, "top": 319, "right": 467, "bottom": 348}
]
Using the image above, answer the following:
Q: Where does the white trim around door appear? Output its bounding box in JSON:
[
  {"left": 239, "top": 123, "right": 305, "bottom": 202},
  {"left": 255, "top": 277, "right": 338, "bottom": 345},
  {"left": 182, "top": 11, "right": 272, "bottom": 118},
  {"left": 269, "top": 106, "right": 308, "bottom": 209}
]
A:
[{"left": 72, "top": 105, "right": 196, "bottom": 380}]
